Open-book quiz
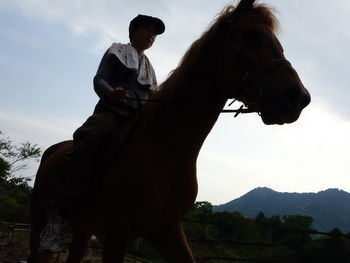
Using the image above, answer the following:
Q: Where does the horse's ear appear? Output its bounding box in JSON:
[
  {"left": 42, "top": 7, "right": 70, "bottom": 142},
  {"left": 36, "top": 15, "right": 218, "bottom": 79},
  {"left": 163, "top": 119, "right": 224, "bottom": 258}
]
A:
[{"left": 235, "top": 0, "right": 255, "bottom": 15}]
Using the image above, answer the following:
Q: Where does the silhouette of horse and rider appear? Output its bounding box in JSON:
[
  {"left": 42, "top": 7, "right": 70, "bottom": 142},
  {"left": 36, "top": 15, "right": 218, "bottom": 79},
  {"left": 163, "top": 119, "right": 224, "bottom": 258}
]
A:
[{"left": 28, "top": 1, "right": 311, "bottom": 262}]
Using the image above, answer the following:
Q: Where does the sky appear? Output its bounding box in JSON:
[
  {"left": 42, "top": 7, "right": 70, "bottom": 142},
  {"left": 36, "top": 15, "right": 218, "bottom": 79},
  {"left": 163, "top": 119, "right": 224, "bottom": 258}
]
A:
[{"left": 0, "top": 0, "right": 349, "bottom": 205}]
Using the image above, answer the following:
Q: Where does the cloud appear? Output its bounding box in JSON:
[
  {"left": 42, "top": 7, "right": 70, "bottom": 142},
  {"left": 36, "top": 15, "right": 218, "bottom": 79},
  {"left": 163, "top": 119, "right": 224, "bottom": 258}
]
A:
[
  {"left": 0, "top": 0, "right": 128, "bottom": 46},
  {"left": 0, "top": 23, "right": 49, "bottom": 50},
  {"left": 0, "top": 108, "right": 82, "bottom": 181},
  {"left": 3, "top": 0, "right": 349, "bottom": 119},
  {"left": 1, "top": 0, "right": 350, "bottom": 201},
  {"left": 270, "top": 0, "right": 350, "bottom": 118},
  {"left": 197, "top": 100, "right": 350, "bottom": 204},
  {"left": 0, "top": 50, "right": 8, "bottom": 65},
  {"left": 0, "top": 0, "right": 232, "bottom": 78},
  {"left": 0, "top": 109, "right": 80, "bottom": 147}
]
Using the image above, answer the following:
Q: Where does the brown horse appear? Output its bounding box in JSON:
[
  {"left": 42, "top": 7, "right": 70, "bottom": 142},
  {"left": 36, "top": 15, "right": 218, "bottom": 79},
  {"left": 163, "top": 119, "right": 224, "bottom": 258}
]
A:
[{"left": 28, "top": 0, "right": 310, "bottom": 262}]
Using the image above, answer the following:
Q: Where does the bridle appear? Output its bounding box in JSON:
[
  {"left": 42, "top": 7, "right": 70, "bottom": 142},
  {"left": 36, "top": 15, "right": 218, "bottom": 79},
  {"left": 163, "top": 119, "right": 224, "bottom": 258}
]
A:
[
  {"left": 124, "top": 44, "right": 292, "bottom": 117},
  {"left": 222, "top": 44, "right": 291, "bottom": 117}
]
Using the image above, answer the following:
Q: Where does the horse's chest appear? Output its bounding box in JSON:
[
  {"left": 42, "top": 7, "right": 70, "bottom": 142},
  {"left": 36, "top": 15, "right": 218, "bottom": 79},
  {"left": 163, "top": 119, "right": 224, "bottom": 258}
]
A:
[{"left": 102, "top": 155, "right": 198, "bottom": 219}]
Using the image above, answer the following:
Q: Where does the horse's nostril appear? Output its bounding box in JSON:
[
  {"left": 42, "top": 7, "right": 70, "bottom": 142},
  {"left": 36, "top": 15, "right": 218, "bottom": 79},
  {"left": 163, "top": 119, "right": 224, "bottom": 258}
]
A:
[
  {"left": 301, "top": 92, "right": 311, "bottom": 108},
  {"left": 299, "top": 83, "right": 311, "bottom": 108},
  {"left": 283, "top": 86, "right": 310, "bottom": 109},
  {"left": 283, "top": 87, "right": 300, "bottom": 105}
]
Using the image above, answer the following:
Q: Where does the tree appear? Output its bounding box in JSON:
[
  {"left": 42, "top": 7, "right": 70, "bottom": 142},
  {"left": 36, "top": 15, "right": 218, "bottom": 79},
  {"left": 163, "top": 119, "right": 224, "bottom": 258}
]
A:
[
  {"left": 186, "top": 201, "right": 213, "bottom": 223},
  {"left": 0, "top": 131, "right": 41, "bottom": 184},
  {"left": 184, "top": 201, "right": 214, "bottom": 240},
  {"left": 322, "top": 228, "right": 350, "bottom": 263},
  {"left": 0, "top": 131, "right": 42, "bottom": 222},
  {"left": 278, "top": 215, "right": 314, "bottom": 249},
  {"left": 211, "top": 211, "right": 254, "bottom": 241},
  {"left": 0, "top": 157, "right": 10, "bottom": 180},
  {"left": 282, "top": 215, "right": 313, "bottom": 230}
]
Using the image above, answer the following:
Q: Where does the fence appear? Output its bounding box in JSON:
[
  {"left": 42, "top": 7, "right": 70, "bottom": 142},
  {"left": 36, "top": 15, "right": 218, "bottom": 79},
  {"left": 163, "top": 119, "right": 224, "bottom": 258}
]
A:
[
  {"left": 0, "top": 222, "right": 31, "bottom": 233},
  {"left": 1, "top": 220, "right": 350, "bottom": 263},
  {"left": 86, "top": 220, "right": 350, "bottom": 263}
]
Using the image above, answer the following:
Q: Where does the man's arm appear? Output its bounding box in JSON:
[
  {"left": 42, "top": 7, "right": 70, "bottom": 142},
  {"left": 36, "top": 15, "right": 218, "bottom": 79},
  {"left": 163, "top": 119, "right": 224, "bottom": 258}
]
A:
[{"left": 93, "top": 52, "right": 128, "bottom": 102}]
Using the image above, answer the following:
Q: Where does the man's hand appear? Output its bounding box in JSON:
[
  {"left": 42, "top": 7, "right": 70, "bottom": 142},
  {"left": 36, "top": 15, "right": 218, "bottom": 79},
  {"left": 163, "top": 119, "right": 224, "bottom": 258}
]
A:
[{"left": 106, "top": 87, "right": 129, "bottom": 103}]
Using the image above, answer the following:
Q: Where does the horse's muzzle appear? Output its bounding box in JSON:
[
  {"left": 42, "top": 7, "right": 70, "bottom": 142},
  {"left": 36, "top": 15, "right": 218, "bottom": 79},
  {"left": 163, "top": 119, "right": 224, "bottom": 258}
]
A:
[{"left": 261, "top": 83, "right": 311, "bottom": 125}]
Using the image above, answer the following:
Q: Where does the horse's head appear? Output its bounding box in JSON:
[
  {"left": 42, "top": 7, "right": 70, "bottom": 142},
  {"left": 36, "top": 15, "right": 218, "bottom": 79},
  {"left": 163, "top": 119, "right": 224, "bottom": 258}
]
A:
[{"left": 214, "top": 0, "right": 311, "bottom": 125}]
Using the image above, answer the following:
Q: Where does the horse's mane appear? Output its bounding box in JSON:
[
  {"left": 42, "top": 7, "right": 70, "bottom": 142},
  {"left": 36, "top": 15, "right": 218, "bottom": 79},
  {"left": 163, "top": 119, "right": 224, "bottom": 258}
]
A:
[{"left": 160, "top": 2, "right": 279, "bottom": 88}]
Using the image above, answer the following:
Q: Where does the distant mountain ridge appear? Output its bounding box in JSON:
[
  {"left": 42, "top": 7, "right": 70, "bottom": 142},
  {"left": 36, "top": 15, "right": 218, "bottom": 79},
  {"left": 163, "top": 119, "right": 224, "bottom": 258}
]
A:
[{"left": 213, "top": 187, "right": 350, "bottom": 233}]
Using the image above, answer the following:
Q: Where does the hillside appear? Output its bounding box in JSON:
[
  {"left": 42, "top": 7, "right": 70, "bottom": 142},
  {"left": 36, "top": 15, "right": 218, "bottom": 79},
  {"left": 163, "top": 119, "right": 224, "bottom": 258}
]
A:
[{"left": 213, "top": 187, "right": 350, "bottom": 233}]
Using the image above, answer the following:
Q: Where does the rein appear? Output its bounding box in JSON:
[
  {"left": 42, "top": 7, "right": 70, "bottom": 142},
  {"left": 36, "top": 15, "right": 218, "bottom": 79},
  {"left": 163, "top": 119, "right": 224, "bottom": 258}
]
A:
[
  {"left": 123, "top": 50, "right": 291, "bottom": 118},
  {"left": 124, "top": 98, "right": 255, "bottom": 117}
]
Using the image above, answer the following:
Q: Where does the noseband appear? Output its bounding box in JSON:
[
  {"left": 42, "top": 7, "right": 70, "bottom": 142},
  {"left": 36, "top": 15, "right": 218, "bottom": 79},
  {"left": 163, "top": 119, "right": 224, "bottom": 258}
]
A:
[
  {"left": 224, "top": 45, "right": 291, "bottom": 117},
  {"left": 241, "top": 58, "right": 291, "bottom": 104}
]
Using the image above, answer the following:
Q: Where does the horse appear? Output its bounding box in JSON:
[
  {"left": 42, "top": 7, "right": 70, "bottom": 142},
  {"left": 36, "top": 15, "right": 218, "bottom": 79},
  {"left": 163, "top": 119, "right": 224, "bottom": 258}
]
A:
[{"left": 28, "top": 0, "right": 311, "bottom": 262}]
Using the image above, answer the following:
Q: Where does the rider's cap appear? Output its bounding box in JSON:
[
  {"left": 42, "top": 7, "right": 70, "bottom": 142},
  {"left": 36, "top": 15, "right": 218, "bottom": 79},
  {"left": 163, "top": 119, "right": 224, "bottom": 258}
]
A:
[{"left": 129, "top": 14, "right": 165, "bottom": 35}]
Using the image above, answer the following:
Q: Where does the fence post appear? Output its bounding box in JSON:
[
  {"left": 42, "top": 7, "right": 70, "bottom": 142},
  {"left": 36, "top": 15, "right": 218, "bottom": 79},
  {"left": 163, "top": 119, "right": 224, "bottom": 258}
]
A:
[
  {"left": 133, "top": 237, "right": 140, "bottom": 263},
  {"left": 204, "top": 224, "right": 209, "bottom": 263}
]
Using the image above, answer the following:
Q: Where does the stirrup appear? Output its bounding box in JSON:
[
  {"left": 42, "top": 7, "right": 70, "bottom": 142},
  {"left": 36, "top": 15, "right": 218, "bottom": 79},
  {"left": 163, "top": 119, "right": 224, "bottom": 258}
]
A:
[{"left": 39, "top": 215, "right": 66, "bottom": 253}]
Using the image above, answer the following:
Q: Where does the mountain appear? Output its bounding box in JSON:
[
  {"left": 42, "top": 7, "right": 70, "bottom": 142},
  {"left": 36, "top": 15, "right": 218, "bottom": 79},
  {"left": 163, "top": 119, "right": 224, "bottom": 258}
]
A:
[{"left": 213, "top": 187, "right": 350, "bottom": 233}]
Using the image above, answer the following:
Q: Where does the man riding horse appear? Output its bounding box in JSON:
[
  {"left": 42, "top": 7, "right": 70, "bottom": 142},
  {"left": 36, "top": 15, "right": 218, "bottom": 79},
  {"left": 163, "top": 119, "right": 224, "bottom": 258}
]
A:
[
  {"left": 39, "top": 14, "right": 165, "bottom": 252},
  {"left": 29, "top": 1, "right": 311, "bottom": 262}
]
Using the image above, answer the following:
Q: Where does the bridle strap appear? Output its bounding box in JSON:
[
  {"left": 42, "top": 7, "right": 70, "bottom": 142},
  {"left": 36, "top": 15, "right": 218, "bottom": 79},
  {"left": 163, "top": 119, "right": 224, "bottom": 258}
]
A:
[
  {"left": 122, "top": 58, "right": 292, "bottom": 117},
  {"left": 245, "top": 58, "right": 291, "bottom": 81},
  {"left": 122, "top": 57, "right": 291, "bottom": 117},
  {"left": 222, "top": 58, "right": 290, "bottom": 117}
]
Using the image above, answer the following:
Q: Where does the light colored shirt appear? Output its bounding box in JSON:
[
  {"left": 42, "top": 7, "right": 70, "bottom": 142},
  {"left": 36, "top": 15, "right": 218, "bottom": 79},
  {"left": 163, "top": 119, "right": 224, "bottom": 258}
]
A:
[{"left": 108, "top": 43, "right": 158, "bottom": 92}]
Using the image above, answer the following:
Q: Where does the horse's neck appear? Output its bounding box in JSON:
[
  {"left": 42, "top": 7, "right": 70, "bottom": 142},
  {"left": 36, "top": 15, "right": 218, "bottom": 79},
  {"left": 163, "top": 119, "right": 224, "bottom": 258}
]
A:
[{"left": 142, "top": 73, "right": 227, "bottom": 158}]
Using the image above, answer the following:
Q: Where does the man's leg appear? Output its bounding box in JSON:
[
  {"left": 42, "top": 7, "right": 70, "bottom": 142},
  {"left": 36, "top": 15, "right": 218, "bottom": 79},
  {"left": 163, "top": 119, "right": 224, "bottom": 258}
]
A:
[
  {"left": 39, "top": 140, "right": 88, "bottom": 253},
  {"left": 39, "top": 112, "right": 125, "bottom": 252}
]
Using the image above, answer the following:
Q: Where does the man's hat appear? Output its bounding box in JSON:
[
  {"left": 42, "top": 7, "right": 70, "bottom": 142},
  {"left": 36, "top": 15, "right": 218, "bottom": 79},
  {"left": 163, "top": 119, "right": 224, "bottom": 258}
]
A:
[{"left": 129, "top": 14, "right": 165, "bottom": 35}]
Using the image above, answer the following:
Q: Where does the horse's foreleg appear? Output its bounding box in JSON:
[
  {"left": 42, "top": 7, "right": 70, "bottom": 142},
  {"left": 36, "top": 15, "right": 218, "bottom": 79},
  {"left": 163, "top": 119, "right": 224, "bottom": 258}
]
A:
[
  {"left": 28, "top": 248, "right": 54, "bottom": 263},
  {"left": 65, "top": 231, "right": 91, "bottom": 263},
  {"left": 151, "top": 223, "right": 195, "bottom": 263},
  {"left": 28, "top": 203, "right": 53, "bottom": 263},
  {"left": 102, "top": 226, "right": 131, "bottom": 263},
  {"left": 28, "top": 251, "right": 55, "bottom": 263},
  {"left": 28, "top": 222, "right": 42, "bottom": 263}
]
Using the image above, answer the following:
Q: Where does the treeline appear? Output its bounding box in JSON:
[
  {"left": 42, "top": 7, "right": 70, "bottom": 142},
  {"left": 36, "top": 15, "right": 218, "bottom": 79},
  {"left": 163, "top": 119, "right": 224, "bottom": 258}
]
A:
[
  {"left": 132, "top": 202, "right": 350, "bottom": 263},
  {"left": 0, "top": 178, "right": 32, "bottom": 223},
  {"left": 1, "top": 132, "right": 350, "bottom": 262},
  {"left": 2, "top": 185, "right": 350, "bottom": 262},
  {"left": 0, "top": 131, "right": 41, "bottom": 222},
  {"left": 181, "top": 202, "right": 350, "bottom": 263}
]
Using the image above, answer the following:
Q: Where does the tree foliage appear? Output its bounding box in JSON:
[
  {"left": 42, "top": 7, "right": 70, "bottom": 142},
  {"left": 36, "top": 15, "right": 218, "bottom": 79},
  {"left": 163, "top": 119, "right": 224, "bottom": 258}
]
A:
[
  {"left": 0, "top": 131, "right": 41, "bottom": 222},
  {"left": 1, "top": 132, "right": 349, "bottom": 262},
  {"left": 181, "top": 203, "right": 350, "bottom": 263},
  {"left": 0, "top": 131, "right": 41, "bottom": 184}
]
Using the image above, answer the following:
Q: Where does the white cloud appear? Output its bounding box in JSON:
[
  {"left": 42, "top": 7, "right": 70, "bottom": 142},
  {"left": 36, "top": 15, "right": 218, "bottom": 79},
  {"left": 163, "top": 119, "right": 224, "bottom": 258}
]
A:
[
  {"left": 0, "top": 109, "right": 82, "bottom": 182},
  {"left": 0, "top": 109, "right": 80, "bottom": 147},
  {"left": 0, "top": 24, "right": 48, "bottom": 49},
  {"left": 1, "top": 0, "right": 350, "bottom": 202},
  {"left": 3, "top": 0, "right": 349, "bottom": 118},
  {"left": 197, "top": 100, "right": 350, "bottom": 204},
  {"left": 0, "top": 50, "right": 8, "bottom": 65},
  {"left": 269, "top": 0, "right": 350, "bottom": 118}
]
